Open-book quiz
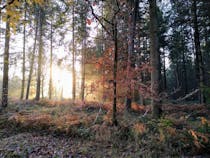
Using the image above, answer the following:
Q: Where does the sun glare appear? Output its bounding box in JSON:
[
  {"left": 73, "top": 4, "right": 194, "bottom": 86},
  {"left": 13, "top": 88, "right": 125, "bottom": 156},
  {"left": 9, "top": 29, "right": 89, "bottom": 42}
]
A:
[{"left": 51, "top": 63, "right": 81, "bottom": 99}]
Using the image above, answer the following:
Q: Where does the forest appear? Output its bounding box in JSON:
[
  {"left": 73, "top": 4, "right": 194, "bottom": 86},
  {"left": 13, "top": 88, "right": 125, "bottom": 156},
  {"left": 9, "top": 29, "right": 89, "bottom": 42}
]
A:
[{"left": 0, "top": 0, "right": 210, "bottom": 157}]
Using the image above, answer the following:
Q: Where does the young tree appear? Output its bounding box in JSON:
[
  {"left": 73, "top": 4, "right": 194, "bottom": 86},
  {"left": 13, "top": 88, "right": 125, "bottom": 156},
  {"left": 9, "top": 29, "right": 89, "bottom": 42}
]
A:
[{"left": 87, "top": 0, "right": 120, "bottom": 125}]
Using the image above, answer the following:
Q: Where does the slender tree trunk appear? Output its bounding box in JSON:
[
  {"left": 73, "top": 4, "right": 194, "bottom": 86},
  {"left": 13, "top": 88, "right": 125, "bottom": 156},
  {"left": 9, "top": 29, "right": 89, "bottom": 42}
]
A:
[
  {"left": 26, "top": 12, "right": 38, "bottom": 100},
  {"left": 125, "top": 0, "right": 139, "bottom": 111},
  {"left": 20, "top": 1, "right": 26, "bottom": 100},
  {"left": 41, "top": 75, "right": 44, "bottom": 99},
  {"left": 112, "top": 21, "right": 118, "bottom": 126},
  {"left": 149, "top": 0, "right": 162, "bottom": 118},
  {"left": 81, "top": 38, "right": 86, "bottom": 101},
  {"left": 175, "top": 63, "right": 180, "bottom": 89},
  {"left": 72, "top": 3, "right": 76, "bottom": 101},
  {"left": 49, "top": 19, "right": 53, "bottom": 99},
  {"left": 192, "top": 0, "right": 205, "bottom": 104},
  {"left": 182, "top": 51, "right": 188, "bottom": 94},
  {"left": 35, "top": 7, "right": 44, "bottom": 101},
  {"left": 1, "top": 16, "right": 10, "bottom": 108},
  {"left": 163, "top": 50, "right": 167, "bottom": 90}
]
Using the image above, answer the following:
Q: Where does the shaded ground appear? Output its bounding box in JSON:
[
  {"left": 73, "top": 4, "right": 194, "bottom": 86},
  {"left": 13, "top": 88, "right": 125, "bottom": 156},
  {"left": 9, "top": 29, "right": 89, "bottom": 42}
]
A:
[{"left": 0, "top": 100, "right": 210, "bottom": 157}]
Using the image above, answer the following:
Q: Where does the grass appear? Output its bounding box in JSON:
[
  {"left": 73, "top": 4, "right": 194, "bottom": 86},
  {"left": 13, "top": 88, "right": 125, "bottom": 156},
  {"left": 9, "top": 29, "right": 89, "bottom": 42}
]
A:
[{"left": 0, "top": 99, "right": 210, "bottom": 157}]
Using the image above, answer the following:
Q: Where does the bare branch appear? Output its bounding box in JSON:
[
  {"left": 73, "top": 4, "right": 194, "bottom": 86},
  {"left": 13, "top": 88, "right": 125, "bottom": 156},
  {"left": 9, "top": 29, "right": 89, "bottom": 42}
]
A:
[{"left": 86, "top": 0, "right": 113, "bottom": 37}]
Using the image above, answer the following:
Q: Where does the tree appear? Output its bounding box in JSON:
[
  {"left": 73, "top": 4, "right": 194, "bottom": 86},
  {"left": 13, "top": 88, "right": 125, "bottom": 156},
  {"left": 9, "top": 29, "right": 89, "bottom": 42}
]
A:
[
  {"left": 72, "top": 1, "right": 76, "bottom": 101},
  {"left": 49, "top": 17, "right": 53, "bottom": 99},
  {"left": 1, "top": 15, "right": 10, "bottom": 108},
  {"left": 149, "top": 0, "right": 162, "bottom": 118},
  {"left": 35, "top": 5, "right": 44, "bottom": 101},
  {"left": 125, "top": 0, "right": 139, "bottom": 111},
  {"left": 76, "top": 0, "right": 88, "bottom": 101},
  {"left": 87, "top": 0, "right": 120, "bottom": 125},
  {"left": 192, "top": 0, "right": 205, "bottom": 104},
  {"left": 26, "top": 4, "right": 38, "bottom": 100},
  {"left": 20, "top": 0, "right": 27, "bottom": 100}
]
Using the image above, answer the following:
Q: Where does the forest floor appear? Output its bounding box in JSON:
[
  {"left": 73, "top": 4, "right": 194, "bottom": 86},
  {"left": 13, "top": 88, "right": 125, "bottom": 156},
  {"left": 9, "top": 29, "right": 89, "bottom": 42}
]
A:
[{"left": 0, "top": 99, "right": 210, "bottom": 158}]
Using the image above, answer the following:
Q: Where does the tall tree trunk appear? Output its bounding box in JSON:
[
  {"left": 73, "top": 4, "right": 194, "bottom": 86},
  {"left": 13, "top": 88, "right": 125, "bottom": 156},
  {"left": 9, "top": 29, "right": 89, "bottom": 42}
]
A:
[
  {"left": 20, "top": 0, "right": 26, "bottom": 100},
  {"left": 35, "top": 7, "right": 44, "bottom": 101},
  {"left": 72, "top": 3, "right": 76, "bottom": 101},
  {"left": 149, "top": 0, "right": 162, "bottom": 118},
  {"left": 1, "top": 16, "right": 10, "bottom": 108},
  {"left": 192, "top": 0, "right": 205, "bottom": 104},
  {"left": 125, "top": 0, "right": 139, "bottom": 111},
  {"left": 49, "top": 19, "right": 53, "bottom": 99},
  {"left": 26, "top": 12, "right": 38, "bottom": 100}
]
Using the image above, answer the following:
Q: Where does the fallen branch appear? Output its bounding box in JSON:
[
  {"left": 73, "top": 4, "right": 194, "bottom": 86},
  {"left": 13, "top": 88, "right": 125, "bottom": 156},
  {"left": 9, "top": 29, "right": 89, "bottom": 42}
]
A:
[
  {"left": 170, "top": 87, "right": 182, "bottom": 96},
  {"left": 161, "top": 87, "right": 182, "bottom": 100},
  {"left": 176, "top": 89, "right": 199, "bottom": 102}
]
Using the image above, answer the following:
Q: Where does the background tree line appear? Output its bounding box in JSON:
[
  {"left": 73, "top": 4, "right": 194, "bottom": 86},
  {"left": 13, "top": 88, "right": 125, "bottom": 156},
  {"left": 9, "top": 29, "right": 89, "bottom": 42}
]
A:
[{"left": 0, "top": 0, "right": 209, "bottom": 125}]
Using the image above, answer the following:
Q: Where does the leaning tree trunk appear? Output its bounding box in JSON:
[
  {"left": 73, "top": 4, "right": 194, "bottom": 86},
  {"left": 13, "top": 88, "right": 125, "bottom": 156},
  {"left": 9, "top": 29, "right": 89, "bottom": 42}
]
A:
[
  {"left": 20, "top": 0, "right": 26, "bottom": 100},
  {"left": 1, "top": 16, "right": 10, "bottom": 108},
  {"left": 192, "top": 0, "right": 205, "bottom": 104},
  {"left": 125, "top": 0, "right": 139, "bottom": 111},
  {"left": 35, "top": 7, "right": 44, "bottom": 101},
  {"left": 149, "top": 0, "right": 162, "bottom": 118}
]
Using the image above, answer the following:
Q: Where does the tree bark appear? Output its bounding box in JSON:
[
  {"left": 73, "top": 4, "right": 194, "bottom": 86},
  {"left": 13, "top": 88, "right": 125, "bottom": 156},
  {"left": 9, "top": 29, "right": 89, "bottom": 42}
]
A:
[
  {"left": 149, "top": 0, "right": 162, "bottom": 118},
  {"left": 1, "top": 15, "right": 10, "bottom": 108},
  {"left": 192, "top": 0, "right": 205, "bottom": 104},
  {"left": 20, "top": 0, "right": 26, "bottom": 100}
]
